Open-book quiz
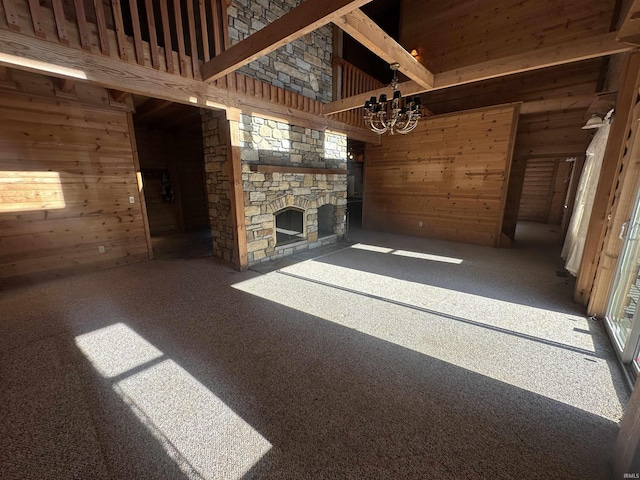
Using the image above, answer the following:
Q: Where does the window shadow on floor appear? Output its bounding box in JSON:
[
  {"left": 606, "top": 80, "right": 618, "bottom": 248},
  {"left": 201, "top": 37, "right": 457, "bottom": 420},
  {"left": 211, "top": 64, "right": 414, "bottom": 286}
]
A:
[{"left": 0, "top": 259, "right": 618, "bottom": 479}]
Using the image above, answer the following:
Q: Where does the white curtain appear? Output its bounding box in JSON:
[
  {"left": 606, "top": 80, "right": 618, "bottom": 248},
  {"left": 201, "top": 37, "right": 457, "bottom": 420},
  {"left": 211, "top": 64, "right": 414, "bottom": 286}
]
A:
[{"left": 561, "top": 115, "right": 612, "bottom": 276}]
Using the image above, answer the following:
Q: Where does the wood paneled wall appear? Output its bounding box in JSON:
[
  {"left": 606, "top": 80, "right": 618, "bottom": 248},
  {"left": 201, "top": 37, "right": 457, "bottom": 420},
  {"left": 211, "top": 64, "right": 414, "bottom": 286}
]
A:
[
  {"left": 363, "top": 105, "right": 519, "bottom": 247},
  {"left": 0, "top": 89, "right": 149, "bottom": 284},
  {"left": 400, "top": 0, "right": 616, "bottom": 73}
]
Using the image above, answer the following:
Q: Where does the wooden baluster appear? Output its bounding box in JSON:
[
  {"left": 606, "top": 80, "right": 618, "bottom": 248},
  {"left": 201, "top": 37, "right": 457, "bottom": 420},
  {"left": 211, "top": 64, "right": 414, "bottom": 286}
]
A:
[
  {"left": 128, "top": 0, "right": 145, "bottom": 65},
  {"left": 111, "top": 0, "right": 128, "bottom": 60},
  {"left": 93, "top": 0, "right": 110, "bottom": 55},
  {"left": 27, "top": 0, "right": 45, "bottom": 38},
  {"left": 1, "top": 0, "right": 19, "bottom": 32},
  {"left": 173, "top": 0, "right": 188, "bottom": 77},
  {"left": 73, "top": 0, "right": 91, "bottom": 51},
  {"left": 186, "top": 0, "right": 200, "bottom": 79},
  {"left": 145, "top": 0, "right": 160, "bottom": 69},
  {"left": 210, "top": 0, "right": 222, "bottom": 56},
  {"left": 246, "top": 76, "right": 254, "bottom": 96},
  {"left": 159, "top": 1, "right": 174, "bottom": 74},
  {"left": 51, "top": 0, "right": 69, "bottom": 44},
  {"left": 199, "top": 0, "right": 210, "bottom": 62},
  {"left": 235, "top": 73, "right": 244, "bottom": 93},
  {"left": 220, "top": 0, "right": 230, "bottom": 50}
]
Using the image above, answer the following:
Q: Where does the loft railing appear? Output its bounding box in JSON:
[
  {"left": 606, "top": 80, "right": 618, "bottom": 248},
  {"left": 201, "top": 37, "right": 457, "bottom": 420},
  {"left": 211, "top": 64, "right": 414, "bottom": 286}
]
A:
[
  {"left": 0, "top": 1, "right": 325, "bottom": 115},
  {"left": 2, "top": 0, "right": 230, "bottom": 80},
  {"left": 333, "top": 57, "right": 385, "bottom": 127}
]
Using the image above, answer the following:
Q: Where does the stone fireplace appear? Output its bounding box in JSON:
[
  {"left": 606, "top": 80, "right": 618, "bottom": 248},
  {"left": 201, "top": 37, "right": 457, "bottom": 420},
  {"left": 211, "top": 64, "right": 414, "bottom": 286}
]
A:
[
  {"left": 243, "top": 168, "right": 347, "bottom": 263},
  {"left": 201, "top": 110, "right": 348, "bottom": 267}
]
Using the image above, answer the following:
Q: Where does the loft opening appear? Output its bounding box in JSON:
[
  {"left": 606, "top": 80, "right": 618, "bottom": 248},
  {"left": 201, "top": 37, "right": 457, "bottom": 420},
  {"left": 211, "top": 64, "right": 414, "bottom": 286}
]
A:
[{"left": 275, "top": 207, "right": 305, "bottom": 246}]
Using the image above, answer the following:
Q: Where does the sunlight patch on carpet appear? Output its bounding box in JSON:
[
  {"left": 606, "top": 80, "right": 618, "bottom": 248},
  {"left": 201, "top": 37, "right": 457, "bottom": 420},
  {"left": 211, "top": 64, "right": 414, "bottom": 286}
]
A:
[{"left": 76, "top": 323, "right": 271, "bottom": 479}]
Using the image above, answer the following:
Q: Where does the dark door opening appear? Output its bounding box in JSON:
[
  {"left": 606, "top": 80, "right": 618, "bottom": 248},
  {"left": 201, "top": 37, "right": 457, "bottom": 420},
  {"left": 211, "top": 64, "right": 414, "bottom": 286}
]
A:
[{"left": 133, "top": 97, "right": 212, "bottom": 259}]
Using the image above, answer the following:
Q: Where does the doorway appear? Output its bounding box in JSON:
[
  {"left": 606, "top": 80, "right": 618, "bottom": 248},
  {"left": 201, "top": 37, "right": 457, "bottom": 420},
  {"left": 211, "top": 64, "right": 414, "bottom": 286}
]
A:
[{"left": 133, "top": 97, "right": 212, "bottom": 259}]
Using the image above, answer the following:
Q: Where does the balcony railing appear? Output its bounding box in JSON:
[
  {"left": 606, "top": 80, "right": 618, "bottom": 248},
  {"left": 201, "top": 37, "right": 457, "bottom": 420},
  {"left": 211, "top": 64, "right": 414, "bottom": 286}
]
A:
[
  {"left": 333, "top": 57, "right": 384, "bottom": 127},
  {"left": 0, "top": 0, "right": 324, "bottom": 115}
]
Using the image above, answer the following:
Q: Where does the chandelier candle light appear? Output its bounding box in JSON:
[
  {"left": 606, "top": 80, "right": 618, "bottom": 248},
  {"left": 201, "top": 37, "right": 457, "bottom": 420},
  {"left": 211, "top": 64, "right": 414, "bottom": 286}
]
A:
[{"left": 363, "top": 63, "right": 422, "bottom": 135}]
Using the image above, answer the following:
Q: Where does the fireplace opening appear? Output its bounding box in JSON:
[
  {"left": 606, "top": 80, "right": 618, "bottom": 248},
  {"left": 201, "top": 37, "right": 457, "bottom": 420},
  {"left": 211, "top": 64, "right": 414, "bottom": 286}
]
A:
[
  {"left": 275, "top": 208, "right": 305, "bottom": 246},
  {"left": 318, "top": 204, "right": 335, "bottom": 238}
]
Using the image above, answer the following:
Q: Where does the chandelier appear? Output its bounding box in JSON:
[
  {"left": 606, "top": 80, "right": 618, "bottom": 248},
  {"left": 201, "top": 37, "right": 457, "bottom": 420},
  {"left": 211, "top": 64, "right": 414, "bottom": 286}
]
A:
[{"left": 363, "top": 63, "right": 421, "bottom": 135}]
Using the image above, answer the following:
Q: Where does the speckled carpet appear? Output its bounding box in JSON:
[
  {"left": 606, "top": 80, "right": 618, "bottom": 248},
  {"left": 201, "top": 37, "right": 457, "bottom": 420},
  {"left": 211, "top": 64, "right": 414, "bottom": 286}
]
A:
[{"left": 0, "top": 222, "right": 628, "bottom": 479}]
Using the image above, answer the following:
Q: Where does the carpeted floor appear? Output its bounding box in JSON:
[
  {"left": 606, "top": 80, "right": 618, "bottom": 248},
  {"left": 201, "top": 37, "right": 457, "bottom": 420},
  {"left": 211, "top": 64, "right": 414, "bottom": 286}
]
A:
[{"left": 0, "top": 222, "right": 629, "bottom": 479}]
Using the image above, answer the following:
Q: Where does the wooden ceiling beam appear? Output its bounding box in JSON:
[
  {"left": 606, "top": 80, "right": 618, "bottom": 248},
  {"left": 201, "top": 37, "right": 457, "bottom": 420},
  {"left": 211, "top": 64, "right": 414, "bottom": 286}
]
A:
[
  {"left": 56, "top": 77, "right": 75, "bottom": 93},
  {"left": 334, "top": 9, "right": 434, "bottom": 89},
  {"left": 110, "top": 89, "right": 130, "bottom": 103},
  {"left": 519, "top": 94, "right": 595, "bottom": 115},
  {"left": 134, "top": 98, "right": 175, "bottom": 121},
  {"left": 0, "top": 65, "right": 14, "bottom": 88},
  {"left": 617, "top": 0, "right": 640, "bottom": 45},
  {"left": 324, "top": 32, "right": 634, "bottom": 115},
  {"left": 201, "top": 0, "right": 373, "bottom": 82}
]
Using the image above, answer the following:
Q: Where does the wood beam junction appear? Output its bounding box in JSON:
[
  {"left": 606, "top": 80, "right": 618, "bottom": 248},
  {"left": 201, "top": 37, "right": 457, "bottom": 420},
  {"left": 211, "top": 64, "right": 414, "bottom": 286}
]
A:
[{"left": 201, "top": 0, "right": 373, "bottom": 82}]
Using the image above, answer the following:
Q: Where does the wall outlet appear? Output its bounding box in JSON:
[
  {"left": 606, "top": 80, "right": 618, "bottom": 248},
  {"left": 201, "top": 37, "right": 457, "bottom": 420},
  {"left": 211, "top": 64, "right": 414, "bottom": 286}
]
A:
[
  {"left": 129, "top": 196, "right": 135, "bottom": 204},
  {"left": 98, "top": 246, "right": 106, "bottom": 253},
  {"left": 418, "top": 221, "right": 423, "bottom": 227}
]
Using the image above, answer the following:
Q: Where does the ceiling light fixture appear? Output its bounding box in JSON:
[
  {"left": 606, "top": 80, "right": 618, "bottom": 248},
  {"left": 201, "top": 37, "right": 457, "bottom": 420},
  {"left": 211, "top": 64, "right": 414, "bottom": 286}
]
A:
[{"left": 363, "top": 63, "right": 421, "bottom": 135}]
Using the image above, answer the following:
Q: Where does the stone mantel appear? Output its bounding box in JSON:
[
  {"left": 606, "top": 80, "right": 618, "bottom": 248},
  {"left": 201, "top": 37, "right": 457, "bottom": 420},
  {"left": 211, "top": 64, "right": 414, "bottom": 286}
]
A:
[{"left": 248, "top": 165, "right": 348, "bottom": 175}]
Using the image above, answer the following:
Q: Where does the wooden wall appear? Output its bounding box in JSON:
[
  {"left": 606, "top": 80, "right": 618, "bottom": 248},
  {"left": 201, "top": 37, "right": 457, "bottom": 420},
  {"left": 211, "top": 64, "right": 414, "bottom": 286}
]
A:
[
  {"left": 135, "top": 124, "right": 208, "bottom": 236},
  {"left": 363, "top": 104, "right": 519, "bottom": 247},
  {"left": 499, "top": 109, "right": 593, "bottom": 237},
  {"left": 0, "top": 86, "right": 149, "bottom": 284},
  {"left": 518, "top": 158, "right": 571, "bottom": 223},
  {"left": 400, "top": 0, "right": 616, "bottom": 73}
]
